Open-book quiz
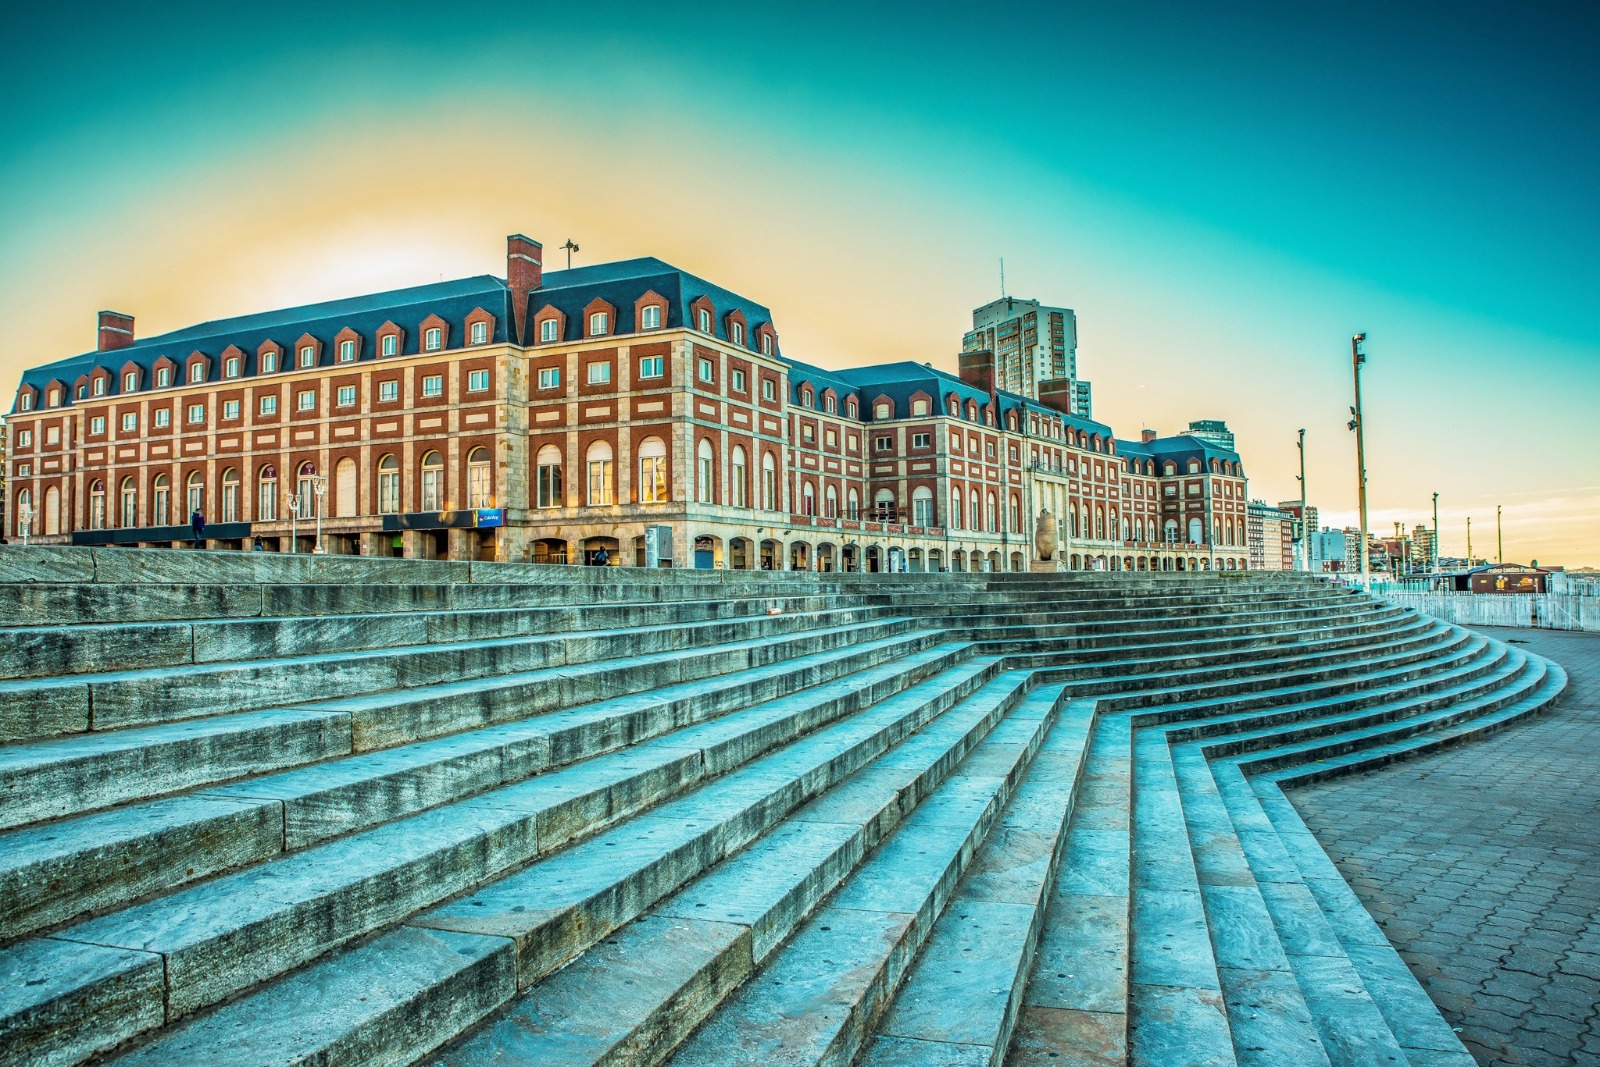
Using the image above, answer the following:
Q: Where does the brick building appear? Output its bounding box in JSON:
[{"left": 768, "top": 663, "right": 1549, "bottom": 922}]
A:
[{"left": 5, "top": 235, "right": 1249, "bottom": 571}]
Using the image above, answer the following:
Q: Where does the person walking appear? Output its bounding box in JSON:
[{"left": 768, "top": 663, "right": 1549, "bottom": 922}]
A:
[
  {"left": 592, "top": 545, "right": 609, "bottom": 567},
  {"left": 190, "top": 508, "right": 206, "bottom": 549}
]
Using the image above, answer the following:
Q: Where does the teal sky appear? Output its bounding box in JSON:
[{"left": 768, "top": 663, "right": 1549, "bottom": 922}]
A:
[{"left": 3, "top": 1, "right": 1597, "bottom": 562}]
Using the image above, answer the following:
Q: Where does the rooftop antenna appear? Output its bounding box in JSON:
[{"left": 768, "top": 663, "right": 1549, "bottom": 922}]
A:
[
  {"left": 562, "top": 239, "right": 580, "bottom": 270},
  {"left": 999, "top": 258, "right": 1006, "bottom": 298}
]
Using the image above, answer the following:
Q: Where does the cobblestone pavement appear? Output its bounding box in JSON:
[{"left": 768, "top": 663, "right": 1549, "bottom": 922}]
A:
[{"left": 1289, "top": 626, "right": 1600, "bottom": 1067}]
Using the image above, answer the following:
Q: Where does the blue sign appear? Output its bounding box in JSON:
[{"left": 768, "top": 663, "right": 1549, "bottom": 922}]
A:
[{"left": 476, "top": 509, "right": 504, "bottom": 528}]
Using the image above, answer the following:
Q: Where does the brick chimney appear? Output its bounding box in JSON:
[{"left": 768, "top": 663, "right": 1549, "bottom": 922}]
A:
[
  {"left": 958, "top": 349, "right": 997, "bottom": 398},
  {"left": 1141, "top": 428, "right": 1157, "bottom": 443},
  {"left": 506, "top": 235, "right": 543, "bottom": 345},
  {"left": 1037, "top": 377, "right": 1075, "bottom": 415},
  {"left": 97, "top": 311, "right": 134, "bottom": 352}
]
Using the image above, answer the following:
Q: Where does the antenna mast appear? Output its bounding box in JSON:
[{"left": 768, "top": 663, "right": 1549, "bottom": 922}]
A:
[{"left": 999, "top": 258, "right": 1006, "bottom": 297}]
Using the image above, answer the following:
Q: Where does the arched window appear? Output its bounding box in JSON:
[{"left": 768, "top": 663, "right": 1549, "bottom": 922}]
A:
[
  {"left": 986, "top": 491, "right": 998, "bottom": 532},
  {"left": 761, "top": 452, "right": 777, "bottom": 511},
  {"left": 378, "top": 455, "right": 401, "bottom": 514},
  {"left": 697, "top": 307, "right": 712, "bottom": 332},
  {"left": 802, "top": 481, "right": 816, "bottom": 516},
  {"left": 1188, "top": 517, "right": 1204, "bottom": 544},
  {"left": 187, "top": 471, "right": 205, "bottom": 517},
  {"left": 641, "top": 304, "right": 662, "bottom": 330},
  {"left": 151, "top": 474, "right": 170, "bottom": 526},
  {"left": 1008, "top": 493, "right": 1021, "bottom": 533},
  {"left": 1135, "top": 517, "right": 1144, "bottom": 541},
  {"left": 256, "top": 467, "right": 277, "bottom": 521},
  {"left": 697, "top": 439, "right": 715, "bottom": 503},
  {"left": 1081, "top": 505, "right": 1091, "bottom": 540},
  {"left": 221, "top": 468, "right": 240, "bottom": 523},
  {"left": 294, "top": 463, "right": 317, "bottom": 517},
  {"left": 951, "top": 489, "right": 963, "bottom": 530},
  {"left": 334, "top": 458, "right": 357, "bottom": 517},
  {"left": 466, "top": 447, "right": 492, "bottom": 508},
  {"left": 15, "top": 488, "right": 31, "bottom": 537},
  {"left": 88, "top": 480, "right": 107, "bottom": 530},
  {"left": 637, "top": 437, "right": 667, "bottom": 504},
  {"left": 421, "top": 451, "right": 444, "bottom": 511},
  {"left": 536, "top": 444, "right": 563, "bottom": 508},
  {"left": 874, "top": 488, "right": 895, "bottom": 522},
  {"left": 730, "top": 446, "right": 748, "bottom": 508},
  {"left": 44, "top": 486, "right": 61, "bottom": 535},
  {"left": 119, "top": 477, "right": 137, "bottom": 528},
  {"left": 1165, "top": 518, "right": 1179, "bottom": 543},
  {"left": 587, "top": 441, "right": 615, "bottom": 506},
  {"left": 1188, "top": 459, "right": 1201, "bottom": 474},
  {"left": 1069, "top": 508, "right": 1079, "bottom": 537},
  {"left": 847, "top": 487, "right": 860, "bottom": 520},
  {"left": 1095, "top": 506, "right": 1105, "bottom": 540},
  {"left": 825, "top": 484, "right": 839, "bottom": 518},
  {"left": 970, "top": 489, "right": 981, "bottom": 532},
  {"left": 913, "top": 486, "right": 933, "bottom": 527}
]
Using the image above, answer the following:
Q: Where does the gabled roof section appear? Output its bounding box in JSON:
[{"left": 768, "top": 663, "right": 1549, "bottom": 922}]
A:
[
  {"left": 1143, "top": 433, "right": 1243, "bottom": 465},
  {"left": 17, "top": 276, "right": 513, "bottom": 407}
]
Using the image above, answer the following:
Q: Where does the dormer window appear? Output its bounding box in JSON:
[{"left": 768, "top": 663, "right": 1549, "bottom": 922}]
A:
[
  {"left": 189, "top": 363, "right": 204, "bottom": 384},
  {"left": 92, "top": 377, "right": 106, "bottom": 396},
  {"left": 471, "top": 321, "right": 488, "bottom": 345},
  {"left": 425, "top": 328, "right": 442, "bottom": 351},
  {"left": 641, "top": 305, "right": 661, "bottom": 330},
  {"left": 731, "top": 321, "right": 745, "bottom": 346},
  {"left": 801, "top": 388, "right": 813, "bottom": 408},
  {"left": 123, "top": 372, "right": 137, "bottom": 392},
  {"left": 761, "top": 334, "right": 773, "bottom": 356},
  {"left": 225, "top": 357, "right": 240, "bottom": 378},
  {"left": 697, "top": 308, "right": 712, "bottom": 332},
  {"left": 156, "top": 368, "right": 171, "bottom": 388},
  {"left": 261, "top": 351, "right": 278, "bottom": 374},
  {"left": 825, "top": 396, "right": 836, "bottom": 414},
  {"left": 48, "top": 389, "right": 60, "bottom": 406},
  {"left": 540, "top": 318, "right": 559, "bottom": 343},
  {"left": 19, "top": 393, "right": 32, "bottom": 411},
  {"left": 381, "top": 334, "right": 397, "bottom": 357},
  {"left": 847, "top": 400, "right": 857, "bottom": 419},
  {"left": 77, "top": 384, "right": 88, "bottom": 399},
  {"left": 589, "top": 312, "right": 609, "bottom": 337},
  {"left": 299, "top": 345, "right": 315, "bottom": 368},
  {"left": 339, "top": 340, "right": 356, "bottom": 362}
]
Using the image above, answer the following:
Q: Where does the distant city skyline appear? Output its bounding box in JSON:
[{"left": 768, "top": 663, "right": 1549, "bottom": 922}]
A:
[{"left": 2, "top": 1, "right": 1595, "bottom": 565}]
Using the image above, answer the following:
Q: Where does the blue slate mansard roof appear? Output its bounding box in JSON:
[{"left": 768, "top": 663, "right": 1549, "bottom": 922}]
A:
[{"left": 522, "top": 258, "right": 777, "bottom": 348}]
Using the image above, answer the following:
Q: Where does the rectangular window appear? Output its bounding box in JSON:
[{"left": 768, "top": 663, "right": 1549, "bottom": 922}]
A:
[
  {"left": 589, "top": 311, "right": 609, "bottom": 336},
  {"left": 424, "top": 328, "right": 442, "bottom": 351},
  {"left": 297, "top": 389, "right": 317, "bottom": 411},
  {"left": 641, "top": 304, "right": 661, "bottom": 329},
  {"left": 259, "top": 395, "right": 278, "bottom": 416},
  {"left": 697, "top": 358, "right": 714, "bottom": 383},
  {"left": 222, "top": 400, "right": 240, "bottom": 420},
  {"left": 381, "top": 334, "right": 397, "bottom": 357},
  {"left": 121, "top": 412, "right": 138, "bottom": 431},
  {"left": 339, "top": 340, "right": 355, "bottom": 362},
  {"left": 154, "top": 408, "right": 171, "bottom": 427},
  {"left": 540, "top": 318, "right": 558, "bottom": 343},
  {"left": 225, "top": 357, "right": 240, "bottom": 378},
  {"left": 15, "top": 430, "right": 30, "bottom": 446},
  {"left": 471, "top": 321, "right": 488, "bottom": 345},
  {"left": 90, "top": 416, "right": 106, "bottom": 435},
  {"left": 912, "top": 432, "right": 931, "bottom": 448},
  {"left": 874, "top": 434, "right": 892, "bottom": 451},
  {"left": 337, "top": 385, "right": 356, "bottom": 407},
  {"left": 949, "top": 432, "right": 961, "bottom": 450},
  {"left": 639, "top": 356, "right": 664, "bottom": 379},
  {"left": 761, "top": 379, "right": 775, "bottom": 401},
  {"left": 587, "top": 362, "right": 611, "bottom": 385},
  {"left": 20, "top": 394, "right": 33, "bottom": 410},
  {"left": 261, "top": 351, "right": 278, "bottom": 373},
  {"left": 187, "top": 403, "right": 205, "bottom": 424},
  {"left": 825, "top": 429, "right": 837, "bottom": 448},
  {"left": 731, "top": 369, "right": 746, "bottom": 392},
  {"left": 189, "top": 364, "right": 205, "bottom": 383},
  {"left": 538, "top": 367, "right": 561, "bottom": 390},
  {"left": 802, "top": 424, "right": 815, "bottom": 443},
  {"left": 378, "top": 380, "right": 399, "bottom": 403},
  {"left": 467, "top": 369, "right": 490, "bottom": 392},
  {"left": 299, "top": 346, "right": 315, "bottom": 368},
  {"left": 46, "top": 426, "right": 60, "bottom": 444},
  {"left": 157, "top": 367, "right": 172, "bottom": 387},
  {"left": 421, "top": 374, "right": 443, "bottom": 397}
]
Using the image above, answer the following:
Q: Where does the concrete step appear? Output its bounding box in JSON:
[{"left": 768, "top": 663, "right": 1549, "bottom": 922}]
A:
[
  {"left": 944, "top": 598, "right": 1399, "bottom": 645},
  {"left": 98, "top": 668, "right": 1042, "bottom": 1067},
  {"left": 860, "top": 697, "right": 1097, "bottom": 1067},
  {"left": 0, "top": 603, "right": 900, "bottom": 740},
  {"left": 0, "top": 634, "right": 964, "bottom": 942},
  {"left": 1008, "top": 715, "right": 1133, "bottom": 1066},
  {"left": 2, "top": 656, "right": 1007, "bottom": 1065},
  {"left": 0, "top": 592, "right": 865, "bottom": 681},
  {"left": 0, "top": 616, "right": 928, "bottom": 827},
  {"left": 659, "top": 682, "right": 1062, "bottom": 1066}
]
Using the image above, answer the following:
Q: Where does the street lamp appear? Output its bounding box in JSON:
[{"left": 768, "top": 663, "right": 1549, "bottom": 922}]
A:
[
  {"left": 1295, "top": 428, "right": 1307, "bottom": 571},
  {"left": 311, "top": 474, "right": 327, "bottom": 555},
  {"left": 1347, "top": 333, "right": 1370, "bottom": 583},
  {"left": 1496, "top": 504, "right": 1503, "bottom": 564},
  {"left": 1431, "top": 492, "right": 1439, "bottom": 576},
  {"left": 287, "top": 492, "right": 302, "bottom": 552},
  {"left": 17, "top": 502, "right": 33, "bottom": 547}
]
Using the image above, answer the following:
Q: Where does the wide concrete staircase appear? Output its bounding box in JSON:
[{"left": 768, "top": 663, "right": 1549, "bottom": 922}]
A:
[{"left": 0, "top": 547, "right": 1565, "bottom": 1067}]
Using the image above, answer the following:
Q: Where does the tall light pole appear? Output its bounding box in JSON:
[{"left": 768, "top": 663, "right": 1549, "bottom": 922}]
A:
[
  {"left": 1295, "top": 428, "right": 1308, "bottom": 571},
  {"left": 1431, "top": 492, "right": 1439, "bottom": 575},
  {"left": 1347, "top": 333, "right": 1370, "bottom": 582},
  {"left": 1496, "top": 504, "right": 1503, "bottom": 564},
  {"left": 1467, "top": 516, "right": 1473, "bottom": 563},
  {"left": 288, "top": 492, "right": 301, "bottom": 552},
  {"left": 312, "top": 474, "right": 327, "bottom": 555},
  {"left": 18, "top": 502, "right": 33, "bottom": 547}
]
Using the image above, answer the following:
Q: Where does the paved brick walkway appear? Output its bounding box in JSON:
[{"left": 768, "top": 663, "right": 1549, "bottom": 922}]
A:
[{"left": 1289, "top": 626, "right": 1600, "bottom": 1067}]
